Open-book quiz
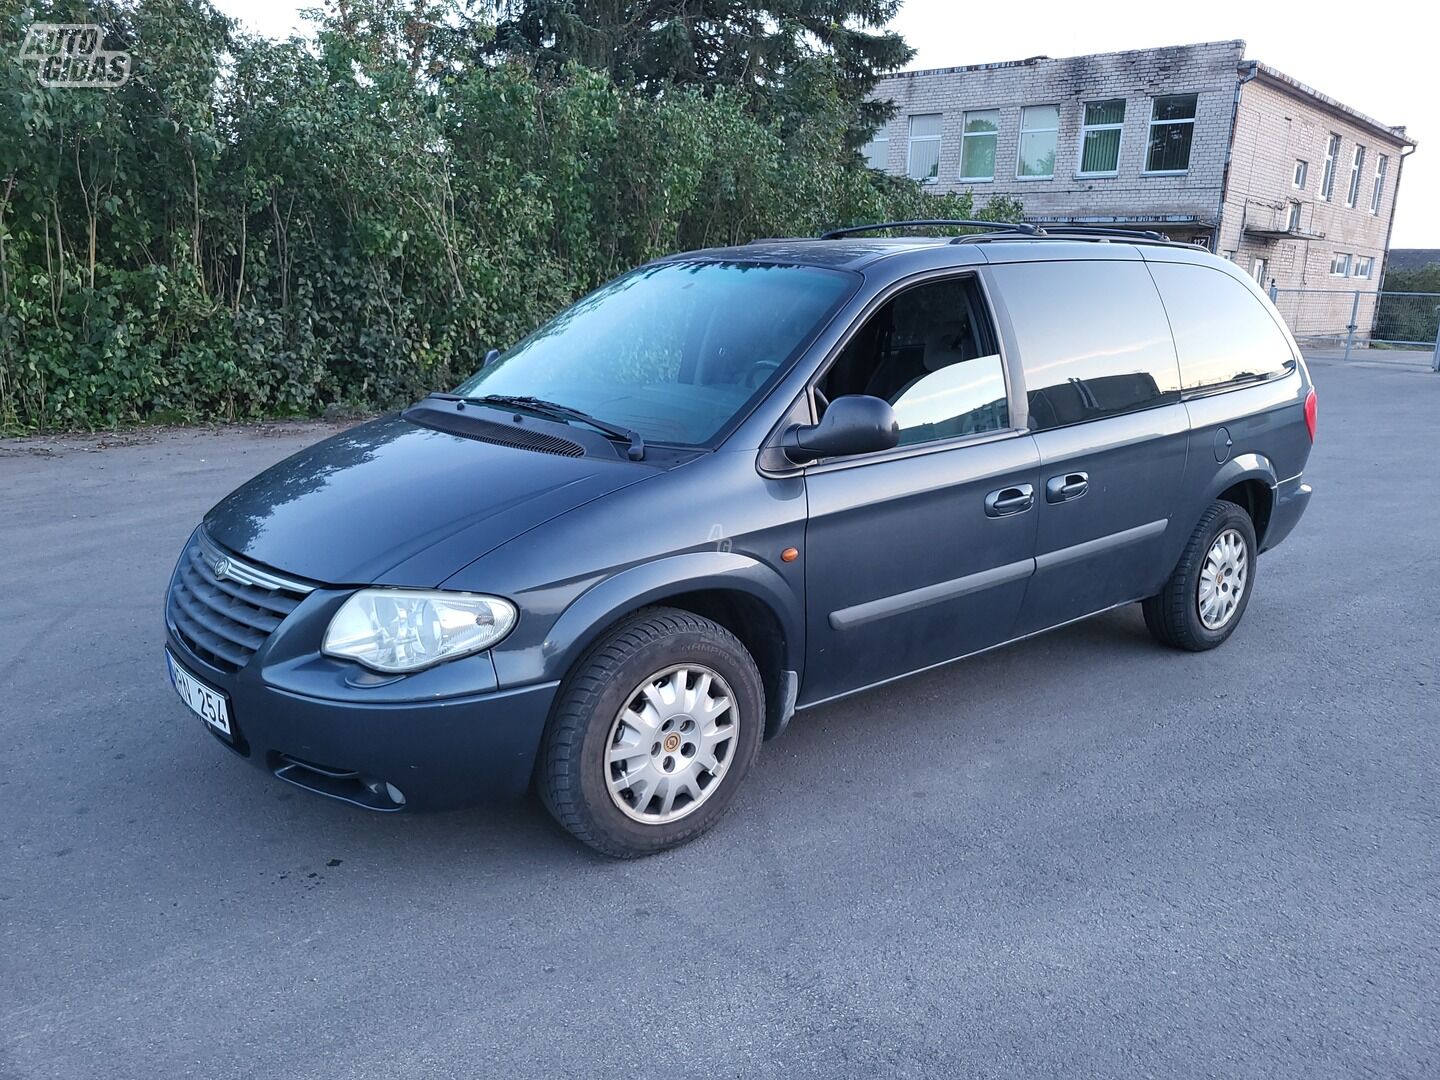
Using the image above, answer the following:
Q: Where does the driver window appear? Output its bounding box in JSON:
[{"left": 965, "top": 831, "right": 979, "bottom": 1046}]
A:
[{"left": 815, "top": 276, "right": 1009, "bottom": 447}]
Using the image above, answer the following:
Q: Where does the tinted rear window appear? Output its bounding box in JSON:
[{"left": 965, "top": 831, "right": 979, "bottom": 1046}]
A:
[
  {"left": 988, "top": 260, "right": 1181, "bottom": 432},
  {"left": 1147, "top": 262, "right": 1297, "bottom": 393}
]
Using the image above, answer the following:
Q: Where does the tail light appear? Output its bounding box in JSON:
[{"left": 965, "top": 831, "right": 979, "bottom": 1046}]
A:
[{"left": 1303, "top": 387, "right": 1318, "bottom": 442}]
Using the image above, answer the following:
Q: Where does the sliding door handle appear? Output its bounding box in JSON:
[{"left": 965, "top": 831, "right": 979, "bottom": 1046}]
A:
[
  {"left": 1045, "top": 472, "right": 1089, "bottom": 503},
  {"left": 985, "top": 484, "right": 1035, "bottom": 517}
]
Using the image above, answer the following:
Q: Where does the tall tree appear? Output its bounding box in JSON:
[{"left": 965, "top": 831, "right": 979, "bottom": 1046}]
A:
[{"left": 486, "top": 0, "right": 912, "bottom": 143}]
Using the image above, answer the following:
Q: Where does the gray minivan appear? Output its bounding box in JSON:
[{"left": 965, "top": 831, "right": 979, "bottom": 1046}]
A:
[{"left": 164, "top": 222, "right": 1315, "bottom": 857}]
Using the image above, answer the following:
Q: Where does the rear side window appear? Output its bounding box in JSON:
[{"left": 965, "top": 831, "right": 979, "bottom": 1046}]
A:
[
  {"left": 1147, "top": 262, "right": 1297, "bottom": 393},
  {"left": 987, "top": 260, "right": 1181, "bottom": 432}
]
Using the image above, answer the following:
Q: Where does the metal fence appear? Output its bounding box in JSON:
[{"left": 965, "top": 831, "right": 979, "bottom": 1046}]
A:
[{"left": 1269, "top": 286, "right": 1440, "bottom": 370}]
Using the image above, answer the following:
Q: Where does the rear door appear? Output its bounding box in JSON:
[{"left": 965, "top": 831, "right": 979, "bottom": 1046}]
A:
[
  {"left": 797, "top": 272, "right": 1040, "bottom": 705},
  {"left": 984, "top": 256, "right": 1189, "bottom": 634}
]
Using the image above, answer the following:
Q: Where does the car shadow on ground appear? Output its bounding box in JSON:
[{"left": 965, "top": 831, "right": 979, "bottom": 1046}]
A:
[{"left": 141, "top": 604, "right": 1162, "bottom": 872}]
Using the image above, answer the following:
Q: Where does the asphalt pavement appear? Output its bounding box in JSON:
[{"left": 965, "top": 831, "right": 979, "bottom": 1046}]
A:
[{"left": 1, "top": 358, "right": 1436, "bottom": 1079}]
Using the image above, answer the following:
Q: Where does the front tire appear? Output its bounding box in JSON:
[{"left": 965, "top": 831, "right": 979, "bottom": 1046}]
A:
[
  {"left": 1143, "top": 500, "right": 1257, "bottom": 651},
  {"left": 537, "top": 608, "right": 764, "bottom": 858}
]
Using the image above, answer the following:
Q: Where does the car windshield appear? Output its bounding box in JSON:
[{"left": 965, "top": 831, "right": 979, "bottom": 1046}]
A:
[{"left": 453, "top": 260, "right": 856, "bottom": 446}]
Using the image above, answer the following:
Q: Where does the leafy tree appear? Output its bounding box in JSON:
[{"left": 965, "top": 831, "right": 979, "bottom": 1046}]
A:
[
  {"left": 486, "top": 0, "right": 912, "bottom": 144},
  {"left": 0, "top": 0, "right": 1021, "bottom": 433}
]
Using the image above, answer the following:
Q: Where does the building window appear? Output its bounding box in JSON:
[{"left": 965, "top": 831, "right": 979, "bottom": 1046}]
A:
[
  {"left": 1251, "top": 257, "right": 1268, "bottom": 284},
  {"left": 1017, "top": 105, "right": 1059, "bottom": 178},
  {"left": 1354, "top": 255, "right": 1374, "bottom": 279},
  {"left": 959, "top": 110, "right": 999, "bottom": 181},
  {"left": 1372, "top": 155, "right": 1388, "bottom": 214},
  {"left": 1320, "top": 133, "right": 1340, "bottom": 201},
  {"left": 1330, "top": 252, "right": 1352, "bottom": 277},
  {"left": 1078, "top": 99, "right": 1125, "bottom": 175},
  {"left": 862, "top": 129, "right": 888, "bottom": 170},
  {"left": 1293, "top": 160, "right": 1308, "bottom": 188},
  {"left": 1346, "top": 144, "right": 1366, "bottom": 208},
  {"left": 906, "top": 114, "right": 942, "bottom": 182},
  {"left": 1286, "top": 201, "right": 1302, "bottom": 232},
  {"left": 1145, "top": 94, "right": 1197, "bottom": 173}
]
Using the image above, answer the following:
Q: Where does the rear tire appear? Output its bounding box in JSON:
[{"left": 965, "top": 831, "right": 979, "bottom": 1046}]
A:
[
  {"left": 537, "top": 607, "right": 764, "bottom": 858},
  {"left": 1143, "top": 500, "right": 1257, "bottom": 652}
]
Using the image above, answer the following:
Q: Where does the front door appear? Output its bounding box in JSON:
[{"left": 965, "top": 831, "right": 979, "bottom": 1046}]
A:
[{"left": 797, "top": 274, "right": 1040, "bottom": 705}]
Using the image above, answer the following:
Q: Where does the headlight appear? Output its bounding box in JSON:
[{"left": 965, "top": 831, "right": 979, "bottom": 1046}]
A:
[{"left": 322, "top": 589, "right": 517, "bottom": 673}]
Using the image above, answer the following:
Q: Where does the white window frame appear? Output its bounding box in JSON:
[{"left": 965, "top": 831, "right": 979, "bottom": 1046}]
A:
[
  {"left": 1293, "top": 159, "right": 1308, "bottom": 188},
  {"left": 1075, "top": 99, "right": 1125, "bottom": 177},
  {"left": 1330, "top": 252, "right": 1352, "bottom": 277},
  {"left": 1320, "top": 133, "right": 1340, "bottom": 201},
  {"left": 863, "top": 129, "right": 889, "bottom": 171},
  {"left": 1286, "top": 201, "right": 1302, "bottom": 232},
  {"left": 1143, "top": 94, "right": 1198, "bottom": 175},
  {"left": 1371, "top": 154, "right": 1388, "bottom": 214},
  {"left": 958, "top": 109, "right": 1000, "bottom": 182},
  {"left": 1353, "top": 255, "right": 1374, "bottom": 279},
  {"left": 906, "top": 113, "right": 942, "bottom": 184},
  {"left": 1251, "top": 257, "right": 1268, "bottom": 284},
  {"left": 1015, "top": 104, "right": 1060, "bottom": 180},
  {"left": 1346, "top": 144, "right": 1366, "bottom": 208}
]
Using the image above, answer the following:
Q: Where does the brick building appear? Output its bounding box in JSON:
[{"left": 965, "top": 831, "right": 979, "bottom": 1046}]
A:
[{"left": 866, "top": 41, "right": 1415, "bottom": 309}]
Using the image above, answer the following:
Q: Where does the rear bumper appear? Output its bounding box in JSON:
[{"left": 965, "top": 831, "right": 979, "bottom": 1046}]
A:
[
  {"left": 165, "top": 628, "right": 558, "bottom": 811},
  {"left": 1261, "top": 474, "right": 1313, "bottom": 552}
]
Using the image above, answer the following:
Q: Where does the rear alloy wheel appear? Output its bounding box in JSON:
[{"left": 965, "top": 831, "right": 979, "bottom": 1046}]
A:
[
  {"left": 1197, "top": 528, "right": 1249, "bottom": 630},
  {"left": 538, "top": 608, "right": 764, "bottom": 858},
  {"left": 1143, "top": 500, "right": 1258, "bottom": 651}
]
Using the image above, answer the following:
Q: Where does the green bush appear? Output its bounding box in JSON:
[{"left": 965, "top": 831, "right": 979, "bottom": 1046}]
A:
[{"left": 0, "top": 0, "right": 1021, "bottom": 433}]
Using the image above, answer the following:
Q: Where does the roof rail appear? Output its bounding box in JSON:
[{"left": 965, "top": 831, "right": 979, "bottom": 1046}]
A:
[
  {"left": 1038, "top": 225, "right": 1169, "bottom": 241},
  {"left": 819, "top": 219, "right": 1040, "bottom": 240},
  {"left": 950, "top": 225, "right": 1197, "bottom": 248}
]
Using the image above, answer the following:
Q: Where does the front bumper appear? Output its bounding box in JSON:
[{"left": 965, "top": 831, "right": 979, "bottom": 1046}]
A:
[
  {"left": 1261, "top": 474, "right": 1313, "bottom": 552},
  {"left": 164, "top": 616, "right": 558, "bottom": 812}
]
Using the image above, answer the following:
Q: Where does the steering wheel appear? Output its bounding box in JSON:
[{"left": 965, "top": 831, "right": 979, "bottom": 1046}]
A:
[{"left": 745, "top": 360, "right": 781, "bottom": 388}]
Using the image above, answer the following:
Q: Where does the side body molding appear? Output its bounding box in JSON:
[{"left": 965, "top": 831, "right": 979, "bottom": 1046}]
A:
[{"left": 830, "top": 558, "right": 1035, "bottom": 631}]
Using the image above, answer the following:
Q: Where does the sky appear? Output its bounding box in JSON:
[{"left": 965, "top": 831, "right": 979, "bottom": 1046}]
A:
[{"left": 213, "top": 0, "right": 1436, "bottom": 247}]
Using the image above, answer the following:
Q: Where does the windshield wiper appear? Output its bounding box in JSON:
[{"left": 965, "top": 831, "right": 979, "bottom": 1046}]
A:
[{"left": 444, "top": 393, "right": 645, "bottom": 461}]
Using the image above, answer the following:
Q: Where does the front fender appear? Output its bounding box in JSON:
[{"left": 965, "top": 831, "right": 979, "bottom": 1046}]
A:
[{"left": 489, "top": 550, "right": 805, "bottom": 689}]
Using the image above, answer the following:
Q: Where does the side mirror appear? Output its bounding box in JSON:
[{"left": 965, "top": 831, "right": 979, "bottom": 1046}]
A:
[
  {"left": 483, "top": 348, "right": 501, "bottom": 367},
  {"left": 783, "top": 395, "right": 899, "bottom": 464}
]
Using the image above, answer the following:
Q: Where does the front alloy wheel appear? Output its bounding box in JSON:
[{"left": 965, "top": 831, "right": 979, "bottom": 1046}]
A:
[
  {"left": 538, "top": 608, "right": 764, "bottom": 857},
  {"left": 605, "top": 665, "right": 739, "bottom": 824}
]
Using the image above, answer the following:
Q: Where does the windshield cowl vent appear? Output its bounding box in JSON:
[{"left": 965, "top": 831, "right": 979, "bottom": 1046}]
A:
[{"left": 403, "top": 406, "right": 586, "bottom": 458}]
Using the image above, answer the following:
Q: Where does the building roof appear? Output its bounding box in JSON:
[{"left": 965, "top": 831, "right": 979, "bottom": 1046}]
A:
[
  {"left": 875, "top": 39, "right": 1244, "bottom": 82},
  {"left": 869, "top": 40, "right": 1244, "bottom": 83},
  {"left": 1248, "top": 62, "right": 1412, "bottom": 148},
  {"left": 875, "top": 41, "right": 1413, "bottom": 150}
]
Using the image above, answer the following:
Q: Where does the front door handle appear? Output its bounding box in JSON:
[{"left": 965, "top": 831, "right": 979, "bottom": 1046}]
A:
[
  {"left": 1045, "top": 471, "right": 1089, "bottom": 503},
  {"left": 985, "top": 483, "right": 1035, "bottom": 517}
]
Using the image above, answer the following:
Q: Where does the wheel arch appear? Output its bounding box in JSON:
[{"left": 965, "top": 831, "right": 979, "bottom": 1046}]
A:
[
  {"left": 1204, "top": 453, "right": 1277, "bottom": 546},
  {"left": 543, "top": 552, "right": 803, "bottom": 738}
]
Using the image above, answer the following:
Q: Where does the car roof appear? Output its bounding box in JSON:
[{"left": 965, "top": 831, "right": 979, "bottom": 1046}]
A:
[{"left": 658, "top": 235, "right": 1224, "bottom": 273}]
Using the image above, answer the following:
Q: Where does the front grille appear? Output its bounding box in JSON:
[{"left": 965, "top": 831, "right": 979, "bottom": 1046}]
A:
[{"left": 167, "top": 533, "right": 313, "bottom": 672}]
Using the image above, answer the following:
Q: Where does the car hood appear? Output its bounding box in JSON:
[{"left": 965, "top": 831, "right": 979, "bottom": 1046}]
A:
[{"left": 203, "top": 414, "right": 656, "bottom": 586}]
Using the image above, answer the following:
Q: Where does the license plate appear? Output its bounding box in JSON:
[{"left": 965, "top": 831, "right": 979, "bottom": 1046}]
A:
[{"left": 167, "top": 651, "right": 232, "bottom": 737}]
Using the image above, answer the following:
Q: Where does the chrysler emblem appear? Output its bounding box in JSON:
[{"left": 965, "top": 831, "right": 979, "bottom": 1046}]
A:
[{"left": 210, "top": 555, "right": 231, "bottom": 580}]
